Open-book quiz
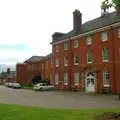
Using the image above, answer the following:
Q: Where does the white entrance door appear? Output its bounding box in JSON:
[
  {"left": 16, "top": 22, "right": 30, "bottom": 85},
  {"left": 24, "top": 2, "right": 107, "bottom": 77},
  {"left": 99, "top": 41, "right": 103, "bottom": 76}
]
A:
[{"left": 86, "top": 72, "right": 95, "bottom": 92}]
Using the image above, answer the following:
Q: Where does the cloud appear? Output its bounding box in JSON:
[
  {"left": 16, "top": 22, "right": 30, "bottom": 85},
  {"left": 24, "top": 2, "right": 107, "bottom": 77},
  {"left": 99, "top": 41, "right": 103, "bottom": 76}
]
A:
[
  {"left": 0, "top": 44, "right": 28, "bottom": 51},
  {"left": 0, "top": 0, "right": 110, "bottom": 65}
]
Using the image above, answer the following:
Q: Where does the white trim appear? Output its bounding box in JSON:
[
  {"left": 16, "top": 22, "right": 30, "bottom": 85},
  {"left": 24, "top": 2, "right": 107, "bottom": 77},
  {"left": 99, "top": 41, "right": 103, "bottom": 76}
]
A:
[
  {"left": 102, "top": 59, "right": 109, "bottom": 63},
  {"left": 52, "top": 22, "right": 120, "bottom": 45},
  {"left": 104, "top": 84, "right": 110, "bottom": 87}
]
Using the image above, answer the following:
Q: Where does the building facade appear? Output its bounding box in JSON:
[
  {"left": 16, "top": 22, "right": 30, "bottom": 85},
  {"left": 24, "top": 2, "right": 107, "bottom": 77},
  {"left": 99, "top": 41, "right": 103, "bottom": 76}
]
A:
[
  {"left": 16, "top": 9, "right": 120, "bottom": 93},
  {"left": 16, "top": 55, "right": 52, "bottom": 85},
  {"left": 51, "top": 9, "right": 120, "bottom": 93}
]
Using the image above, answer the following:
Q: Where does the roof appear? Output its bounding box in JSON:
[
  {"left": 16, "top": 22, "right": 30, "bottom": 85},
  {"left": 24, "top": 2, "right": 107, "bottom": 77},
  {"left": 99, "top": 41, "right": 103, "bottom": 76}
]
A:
[
  {"left": 24, "top": 56, "right": 45, "bottom": 63},
  {"left": 24, "top": 53, "right": 52, "bottom": 63},
  {"left": 52, "top": 11, "right": 120, "bottom": 43}
]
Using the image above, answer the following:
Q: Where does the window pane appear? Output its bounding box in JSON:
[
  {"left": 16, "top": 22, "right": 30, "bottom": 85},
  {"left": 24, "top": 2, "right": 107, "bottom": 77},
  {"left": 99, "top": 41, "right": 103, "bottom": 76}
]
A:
[
  {"left": 74, "top": 56, "right": 79, "bottom": 65},
  {"left": 86, "top": 36, "right": 92, "bottom": 45},
  {"left": 87, "top": 52, "right": 92, "bottom": 64},
  {"left": 101, "top": 32, "right": 108, "bottom": 41},
  {"left": 64, "top": 57, "right": 68, "bottom": 66},
  {"left": 55, "top": 73, "right": 59, "bottom": 85},
  {"left": 74, "top": 39, "right": 78, "bottom": 48},
  {"left": 102, "top": 48, "right": 109, "bottom": 62},
  {"left": 74, "top": 72, "right": 79, "bottom": 86},
  {"left": 56, "top": 45, "right": 59, "bottom": 52},
  {"left": 55, "top": 58, "right": 59, "bottom": 67},
  {"left": 64, "top": 41, "right": 69, "bottom": 50},
  {"left": 64, "top": 72, "right": 68, "bottom": 85},
  {"left": 103, "top": 71, "right": 110, "bottom": 87}
]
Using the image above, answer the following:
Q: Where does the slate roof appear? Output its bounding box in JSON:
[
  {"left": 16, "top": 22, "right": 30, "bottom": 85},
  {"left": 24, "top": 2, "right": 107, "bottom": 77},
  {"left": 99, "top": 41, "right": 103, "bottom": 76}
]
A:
[
  {"left": 52, "top": 11, "right": 120, "bottom": 43},
  {"left": 24, "top": 56, "right": 45, "bottom": 63},
  {"left": 24, "top": 53, "right": 52, "bottom": 63}
]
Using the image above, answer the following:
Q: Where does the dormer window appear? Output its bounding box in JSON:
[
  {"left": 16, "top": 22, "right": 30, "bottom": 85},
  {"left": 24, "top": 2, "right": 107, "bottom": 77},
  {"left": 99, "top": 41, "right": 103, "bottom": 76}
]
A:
[
  {"left": 73, "top": 39, "right": 78, "bottom": 48},
  {"left": 101, "top": 32, "right": 108, "bottom": 41},
  {"left": 86, "top": 36, "right": 92, "bottom": 45}
]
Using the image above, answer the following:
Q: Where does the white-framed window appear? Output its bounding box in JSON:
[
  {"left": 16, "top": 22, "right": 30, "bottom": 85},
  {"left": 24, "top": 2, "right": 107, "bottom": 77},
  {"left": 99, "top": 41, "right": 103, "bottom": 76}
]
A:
[
  {"left": 74, "top": 56, "right": 79, "bottom": 65},
  {"left": 64, "top": 56, "right": 68, "bottom": 66},
  {"left": 55, "top": 73, "right": 59, "bottom": 85},
  {"left": 87, "top": 51, "right": 92, "bottom": 64},
  {"left": 103, "top": 71, "right": 110, "bottom": 87},
  {"left": 64, "top": 72, "right": 68, "bottom": 85},
  {"left": 64, "top": 41, "right": 69, "bottom": 50},
  {"left": 73, "top": 39, "right": 78, "bottom": 48},
  {"left": 86, "top": 36, "right": 92, "bottom": 45},
  {"left": 117, "top": 28, "right": 120, "bottom": 38},
  {"left": 56, "top": 45, "right": 59, "bottom": 53},
  {"left": 74, "top": 72, "right": 79, "bottom": 86},
  {"left": 101, "top": 31, "right": 108, "bottom": 41},
  {"left": 102, "top": 47, "right": 109, "bottom": 62},
  {"left": 55, "top": 58, "right": 59, "bottom": 67}
]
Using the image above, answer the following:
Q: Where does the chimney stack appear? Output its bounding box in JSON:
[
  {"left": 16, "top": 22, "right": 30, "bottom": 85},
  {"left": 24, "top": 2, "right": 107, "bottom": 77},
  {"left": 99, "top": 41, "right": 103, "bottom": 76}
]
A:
[{"left": 73, "top": 9, "right": 82, "bottom": 32}]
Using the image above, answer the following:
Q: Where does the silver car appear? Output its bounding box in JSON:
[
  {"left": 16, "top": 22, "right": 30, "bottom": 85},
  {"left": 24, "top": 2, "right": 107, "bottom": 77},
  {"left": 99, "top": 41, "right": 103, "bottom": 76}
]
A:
[{"left": 33, "top": 83, "right": 54, "bottom": 91}]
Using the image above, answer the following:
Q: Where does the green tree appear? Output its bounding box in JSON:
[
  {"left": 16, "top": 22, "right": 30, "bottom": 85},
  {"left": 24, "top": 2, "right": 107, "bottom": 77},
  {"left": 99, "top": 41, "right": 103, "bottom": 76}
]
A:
[
  {"left": 32, "top": 76, "right": 41, "bottom": 84},
  {"left": 101, "top": 0, "right": 120, "bottom": 10},
  {"left": 7, "top": 68, "right": 11, "bottom": 75}
]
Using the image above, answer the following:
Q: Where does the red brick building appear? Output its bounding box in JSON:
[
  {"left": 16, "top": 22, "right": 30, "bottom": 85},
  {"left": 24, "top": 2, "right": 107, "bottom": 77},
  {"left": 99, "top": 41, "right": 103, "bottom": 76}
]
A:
[
  {"left": 51, "top": 9, "right": 120, "bottom": 93},
  {"left": 16, "top": 9, "right": 120, "bottom": 93},
  {"left": 16, "top": 55, "right": 52, "bottom": 85}
]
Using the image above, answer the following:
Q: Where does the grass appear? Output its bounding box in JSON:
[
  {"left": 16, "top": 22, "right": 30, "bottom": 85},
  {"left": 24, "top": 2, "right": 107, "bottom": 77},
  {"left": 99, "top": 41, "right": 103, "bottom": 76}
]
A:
[
  {"left": 22, "top": 85, "right": 33, "bottom": 90},
  {"left": 0, "top": 104, "right": 120, "bottom": 120}
]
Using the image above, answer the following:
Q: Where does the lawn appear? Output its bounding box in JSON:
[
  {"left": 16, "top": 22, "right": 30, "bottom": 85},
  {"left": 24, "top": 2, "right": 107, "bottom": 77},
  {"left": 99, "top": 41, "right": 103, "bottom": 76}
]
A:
[{"left": 0, "top": 104, "right": 120, "bottom": 120}]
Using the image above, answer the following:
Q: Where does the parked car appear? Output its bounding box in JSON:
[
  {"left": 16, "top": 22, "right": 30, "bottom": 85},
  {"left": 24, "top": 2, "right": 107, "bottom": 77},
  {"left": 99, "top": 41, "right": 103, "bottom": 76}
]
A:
[
  {"left": 33, "top": 83, "right": 54, "bottom": 91},
  {"left": 5, "top": 82, "right": 21, "bottom": 89},
  {"left": 5, "top": 82, "right": 13, "bottom": 88},
  {"left": 12, "top": 83, "right": 21, "bottom": 89}
]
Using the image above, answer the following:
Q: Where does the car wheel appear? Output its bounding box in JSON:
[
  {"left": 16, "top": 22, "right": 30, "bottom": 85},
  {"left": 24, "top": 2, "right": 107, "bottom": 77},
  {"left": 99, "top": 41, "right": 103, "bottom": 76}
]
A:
[{"left": 39, "top": 88, "right": 43, "bottom": 91}]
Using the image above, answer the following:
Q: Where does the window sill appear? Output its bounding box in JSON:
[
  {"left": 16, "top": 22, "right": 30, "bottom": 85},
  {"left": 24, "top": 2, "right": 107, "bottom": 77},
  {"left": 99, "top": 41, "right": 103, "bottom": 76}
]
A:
[
  {"left": 74, "top": 63, "right": 79, "bottom": 65},
  {"left": 56, "top": 65, "right": 59, "bottom": 67},
  {"left": 101, "top": 39, "right": 108, "bottom": 42},
  {"left": 55, "top": 83, "right": 59, "bottom": 85},
  {"left": 64, "top": 49, "right": 69, "bottom": 51},
  {"left": 87, "top": 62, "right": 92, "bottom": 64},
  {"left": 64, "top": 83, "right": 68, "bottom": 85},
  {"left": 64, "top": 64, "right": 68, "bottom": 66},
  {"left": 103, "top": 84, "right": 110, "bottom": 87},
  {"left": 102, "top": 60, "right": 109, "bottom": 63}
]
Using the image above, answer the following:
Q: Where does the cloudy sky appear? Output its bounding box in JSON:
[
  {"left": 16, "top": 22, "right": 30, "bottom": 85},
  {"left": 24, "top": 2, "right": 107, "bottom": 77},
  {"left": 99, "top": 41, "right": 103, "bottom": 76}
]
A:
[{"left": 0, "top": 0, "right": 113, "bottom": 65}]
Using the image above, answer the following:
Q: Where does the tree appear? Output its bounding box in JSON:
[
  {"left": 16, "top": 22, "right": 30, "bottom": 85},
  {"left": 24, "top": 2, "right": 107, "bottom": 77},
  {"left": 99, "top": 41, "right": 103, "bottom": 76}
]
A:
[
  {"left": 7, "top": 68, "right": 11, "bottom": 75},
  {"left": 32, "top": 76, "right": 41, "bottom": 84},
  {"left": 101, "top": 0, "right": 112, "bottom": 12},
  {"left": 112, "top": 0, "right": 120, "bottom": 9},
  {"left": 101, "top": 0, "right": 120, "bottom": 10}
]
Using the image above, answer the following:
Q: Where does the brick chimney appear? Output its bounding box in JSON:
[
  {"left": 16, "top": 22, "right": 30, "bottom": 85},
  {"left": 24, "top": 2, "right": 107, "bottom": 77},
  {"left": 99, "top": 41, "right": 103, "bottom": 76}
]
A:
[{"left": 73, "top": 9, "right": 82, "bottom": 32}]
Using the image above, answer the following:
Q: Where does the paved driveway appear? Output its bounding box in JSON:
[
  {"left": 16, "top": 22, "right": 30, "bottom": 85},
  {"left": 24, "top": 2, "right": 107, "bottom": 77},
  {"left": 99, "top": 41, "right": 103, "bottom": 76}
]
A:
[{"left": 0, "top": 85, "right": 120, "bottom": 109}]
